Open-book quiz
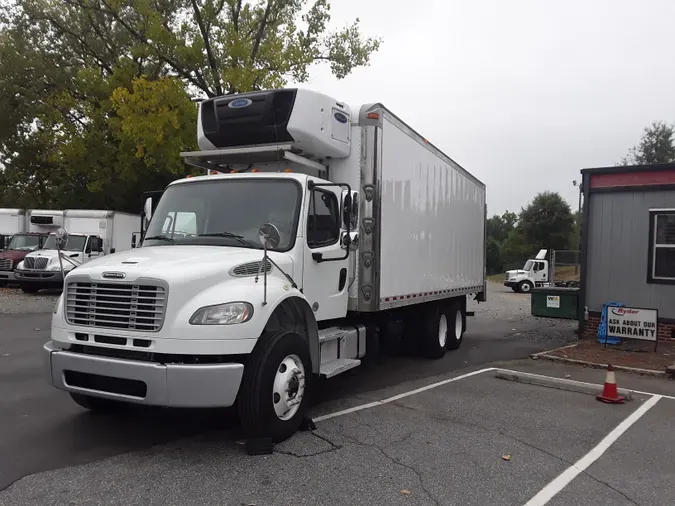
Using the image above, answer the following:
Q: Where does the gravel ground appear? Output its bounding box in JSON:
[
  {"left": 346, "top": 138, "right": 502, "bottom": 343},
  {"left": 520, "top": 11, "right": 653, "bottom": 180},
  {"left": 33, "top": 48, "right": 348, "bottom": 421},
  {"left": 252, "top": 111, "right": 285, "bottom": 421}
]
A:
[
  {"left": 468, "top": 282, "right": 578, "bottom": 346},
  {"left": 0, "top": 287, "right": 60, "bottom": 315}
]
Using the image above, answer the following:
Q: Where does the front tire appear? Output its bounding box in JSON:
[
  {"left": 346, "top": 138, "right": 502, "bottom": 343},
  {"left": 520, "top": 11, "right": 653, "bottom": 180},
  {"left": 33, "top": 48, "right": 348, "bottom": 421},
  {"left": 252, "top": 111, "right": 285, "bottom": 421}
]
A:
[
  {"left": 518, "top": 280, "right": 533, "bottom": 293},
  {"left": 20, "top": 285, "right": 39, "bottom": 294},
  {"left": 237, "top": 331, "right": 312, "bottom": 443}
]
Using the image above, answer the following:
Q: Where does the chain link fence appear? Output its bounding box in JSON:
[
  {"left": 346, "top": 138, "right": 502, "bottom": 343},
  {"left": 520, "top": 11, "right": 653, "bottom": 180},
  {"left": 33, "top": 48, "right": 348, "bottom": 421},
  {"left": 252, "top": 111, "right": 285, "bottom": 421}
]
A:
[{"left": 551, "top": 250, "right": 580, "bottom": 282}]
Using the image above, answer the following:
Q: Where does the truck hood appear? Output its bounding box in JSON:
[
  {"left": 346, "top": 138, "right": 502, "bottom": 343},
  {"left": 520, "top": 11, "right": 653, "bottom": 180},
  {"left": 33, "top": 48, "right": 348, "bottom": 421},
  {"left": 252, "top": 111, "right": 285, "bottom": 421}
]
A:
[
  {"left": 0, "top": 249, "right": 32, "bottom": 261},
  {"left": 26, "top": 249, "right": 83, "bottom": 260},
  {"left": 65, "top": 246, "right": 294, "bottom": 284},
  {"left": 505, "top": 270, "right": 527, "bottom": 276}
]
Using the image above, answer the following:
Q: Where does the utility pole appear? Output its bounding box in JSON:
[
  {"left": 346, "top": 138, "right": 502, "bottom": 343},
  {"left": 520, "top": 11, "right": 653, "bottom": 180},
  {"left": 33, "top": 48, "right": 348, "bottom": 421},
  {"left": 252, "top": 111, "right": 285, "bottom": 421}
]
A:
[{"left": 572, "top": 180, "right": 582, "bottom": 275}]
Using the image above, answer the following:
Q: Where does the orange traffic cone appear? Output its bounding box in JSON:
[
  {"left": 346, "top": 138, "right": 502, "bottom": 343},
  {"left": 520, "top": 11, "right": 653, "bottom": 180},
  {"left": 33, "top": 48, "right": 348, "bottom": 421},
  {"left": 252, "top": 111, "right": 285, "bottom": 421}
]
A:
[{"left": 596, "top": 364, "right": 625, "bottom": 404}]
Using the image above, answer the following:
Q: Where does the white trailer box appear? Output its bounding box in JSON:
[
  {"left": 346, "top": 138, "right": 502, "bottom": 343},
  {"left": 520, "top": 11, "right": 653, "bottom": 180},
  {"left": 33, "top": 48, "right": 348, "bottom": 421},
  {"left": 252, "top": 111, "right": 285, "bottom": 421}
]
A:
[
  {"left": 0, "top": 209, "right": 28, "bottom": 249},
  {"left": 45, "top": 88, "right": 486, "bottom": 443}
]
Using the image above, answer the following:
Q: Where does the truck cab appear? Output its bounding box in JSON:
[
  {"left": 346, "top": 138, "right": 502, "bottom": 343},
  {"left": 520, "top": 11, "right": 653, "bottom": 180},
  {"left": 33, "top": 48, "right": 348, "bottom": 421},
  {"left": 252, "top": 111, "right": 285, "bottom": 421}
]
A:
[
  {"left": 504, "top": 249, "right": 549, "bottom": 293},
  {"left": 15, "top": 233, "right": 103, "bottom": 293},
  {"left": 44, "top": 88, "right": 486, "bottom": 444},
  {"left": 0, "top": 232, "right": 49, "bottom": 285}
]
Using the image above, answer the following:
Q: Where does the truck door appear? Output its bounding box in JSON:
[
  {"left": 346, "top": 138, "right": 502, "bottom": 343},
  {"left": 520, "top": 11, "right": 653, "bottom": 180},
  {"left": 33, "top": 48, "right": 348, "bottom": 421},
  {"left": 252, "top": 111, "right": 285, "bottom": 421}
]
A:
[{"left": 302, "top": 183, "right": 351, "bottom": 321}]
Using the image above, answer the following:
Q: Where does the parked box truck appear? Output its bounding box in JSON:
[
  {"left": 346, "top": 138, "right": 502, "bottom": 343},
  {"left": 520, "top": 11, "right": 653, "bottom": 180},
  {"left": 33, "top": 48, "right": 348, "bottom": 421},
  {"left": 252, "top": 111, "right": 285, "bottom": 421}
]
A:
[
  {"left": 45, "top": 88, "right": 487, "bottom": 442},
  {"left": 0, "top": 208, "right": 28, "bottom": 250},
  {"left": 15, "top": 209, "right": 138, "bottom": 292}
]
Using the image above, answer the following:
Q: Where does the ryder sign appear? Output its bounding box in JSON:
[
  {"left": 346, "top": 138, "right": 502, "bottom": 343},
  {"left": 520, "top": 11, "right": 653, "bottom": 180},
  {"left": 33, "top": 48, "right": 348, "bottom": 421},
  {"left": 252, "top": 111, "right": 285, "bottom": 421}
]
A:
[{"left": 606, "top": 306, "right": 658, "bottom": 342}]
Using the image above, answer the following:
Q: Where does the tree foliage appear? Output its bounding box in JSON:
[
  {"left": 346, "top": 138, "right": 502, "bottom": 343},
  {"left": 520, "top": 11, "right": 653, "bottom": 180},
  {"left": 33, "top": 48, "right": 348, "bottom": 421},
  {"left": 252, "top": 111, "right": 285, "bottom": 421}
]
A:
[
  {"left": 0, "top": 0, "right": 381, "bottom": 212},
  {"left": 621, "top": 121, "right": 675, "bottom": 166},
  {"left": 486, "top": 193, "right": 576, "bottom": 274}
]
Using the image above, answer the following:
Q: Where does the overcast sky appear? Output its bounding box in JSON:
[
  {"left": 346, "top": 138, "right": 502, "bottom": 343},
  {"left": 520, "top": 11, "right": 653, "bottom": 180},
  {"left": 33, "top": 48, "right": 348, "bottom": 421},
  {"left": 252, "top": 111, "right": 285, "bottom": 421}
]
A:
[{"left": 291, "top": 0, "right": 675, "bottom": 216}]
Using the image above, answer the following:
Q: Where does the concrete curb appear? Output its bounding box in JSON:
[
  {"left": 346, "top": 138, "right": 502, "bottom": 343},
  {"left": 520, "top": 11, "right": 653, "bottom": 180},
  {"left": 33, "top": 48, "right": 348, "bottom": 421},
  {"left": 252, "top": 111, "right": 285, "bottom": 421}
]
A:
[
  {"left": 494, "top": 368, "right": 634, "bottom": 400},
  {"left": 533, "top": 353, "right": 667, "bottom": 377}
]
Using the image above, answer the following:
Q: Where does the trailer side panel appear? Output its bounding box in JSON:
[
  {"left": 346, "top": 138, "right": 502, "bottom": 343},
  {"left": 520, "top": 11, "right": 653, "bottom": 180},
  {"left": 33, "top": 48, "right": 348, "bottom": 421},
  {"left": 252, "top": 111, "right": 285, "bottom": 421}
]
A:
[{"left": 376, "top": 112, "right": 485, "bottom": 309}]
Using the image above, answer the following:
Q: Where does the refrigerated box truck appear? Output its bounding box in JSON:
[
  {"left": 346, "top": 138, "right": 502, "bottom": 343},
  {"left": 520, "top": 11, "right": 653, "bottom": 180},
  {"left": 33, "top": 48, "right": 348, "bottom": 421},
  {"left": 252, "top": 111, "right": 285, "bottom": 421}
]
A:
[
  {"left": 45, "top": 88, "right": 487, "bottom": 443},
  {"left": 0, "top": 208, "right": 28, "bottom": 250},
  {"left": 15, "top": 209, "right": 138, "bottom": 292}
]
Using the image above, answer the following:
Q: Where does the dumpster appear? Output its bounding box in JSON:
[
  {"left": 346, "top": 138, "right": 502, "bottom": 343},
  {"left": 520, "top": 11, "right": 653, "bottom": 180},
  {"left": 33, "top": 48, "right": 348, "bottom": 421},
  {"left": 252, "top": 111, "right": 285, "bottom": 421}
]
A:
[{"left": 530, "top": 287, "right": 579, "bottom": 319}]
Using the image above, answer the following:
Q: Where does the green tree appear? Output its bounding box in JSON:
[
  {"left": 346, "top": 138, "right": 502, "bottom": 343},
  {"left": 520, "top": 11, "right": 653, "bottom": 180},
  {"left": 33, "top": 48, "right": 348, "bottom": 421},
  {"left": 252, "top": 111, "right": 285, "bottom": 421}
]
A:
[
  {"left": 621, "top": 121, "right": 675, "bottom": 165},
  {"left": 518, "top": 191, "right": 574, "bottom": 252},
  {"left": 0, "top": 0, "right": 382, "bottom": 211}
]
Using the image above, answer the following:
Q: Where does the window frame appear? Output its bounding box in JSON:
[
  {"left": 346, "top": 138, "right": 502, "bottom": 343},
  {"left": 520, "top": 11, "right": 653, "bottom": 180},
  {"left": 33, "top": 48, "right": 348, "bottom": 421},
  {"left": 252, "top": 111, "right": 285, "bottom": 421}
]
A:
[
  {"left": 306, "top": 187, "right": 341, "bottom": 249},
  {"left": 647, "top": 209, "right": 675, "bottom": 285}
]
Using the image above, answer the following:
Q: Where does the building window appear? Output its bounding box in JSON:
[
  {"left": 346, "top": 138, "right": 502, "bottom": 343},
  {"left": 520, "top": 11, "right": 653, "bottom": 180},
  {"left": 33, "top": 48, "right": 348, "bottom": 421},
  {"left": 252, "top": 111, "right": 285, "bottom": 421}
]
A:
[{"left": 648, "top": 210, "right": 675, "bottom": 284}]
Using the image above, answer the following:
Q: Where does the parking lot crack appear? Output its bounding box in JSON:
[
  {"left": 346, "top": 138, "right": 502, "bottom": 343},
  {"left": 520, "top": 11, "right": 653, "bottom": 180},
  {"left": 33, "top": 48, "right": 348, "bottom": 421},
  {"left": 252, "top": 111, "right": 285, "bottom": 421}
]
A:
[
  {"left": 581, "top": 471, "right": 641, "bottom": 506},
  {"left": 335, "top": 430, "right": 440, "bottom": 506},
  {"left": 275, "top": 431, "right": 343, "bottom": 458},
  {"left": 391, "top": 402, "right": 574, "bottom": 466}
]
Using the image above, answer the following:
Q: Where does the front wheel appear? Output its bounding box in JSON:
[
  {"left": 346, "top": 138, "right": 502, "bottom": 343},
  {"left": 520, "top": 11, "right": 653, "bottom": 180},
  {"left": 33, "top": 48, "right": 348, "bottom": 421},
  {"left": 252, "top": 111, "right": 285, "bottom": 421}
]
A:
[
  {"left": 237, "top": 331, "right": 312, "bottom": 443},
  {"left": 20, "top": 285, "right": 40, "bottom": 294},
  {"left": 518, "top": 280, "right": 533, "bottom": 293}
]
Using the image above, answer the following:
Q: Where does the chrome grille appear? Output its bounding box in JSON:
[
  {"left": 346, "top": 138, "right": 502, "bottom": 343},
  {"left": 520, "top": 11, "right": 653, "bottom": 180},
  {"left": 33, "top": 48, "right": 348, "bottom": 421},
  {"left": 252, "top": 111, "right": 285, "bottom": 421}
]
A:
[
  {"left": 24, "top": 257, "right": 48, "bottom": 270},
  {"left": 231, "top": 260, "right": 272, "bottom": 277},
  {"left": 0, "top": 259, "right": 12, "bottom": 271},
  {"left": 65, "top": 282, "right": 167, "bottom": 332}
]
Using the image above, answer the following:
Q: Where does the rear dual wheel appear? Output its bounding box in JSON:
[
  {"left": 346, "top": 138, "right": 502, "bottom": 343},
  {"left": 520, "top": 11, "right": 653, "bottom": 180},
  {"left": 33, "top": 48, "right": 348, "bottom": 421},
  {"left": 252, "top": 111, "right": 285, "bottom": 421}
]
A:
[{"left": 421, "top": 303, "right": 464, "bottom": 358}]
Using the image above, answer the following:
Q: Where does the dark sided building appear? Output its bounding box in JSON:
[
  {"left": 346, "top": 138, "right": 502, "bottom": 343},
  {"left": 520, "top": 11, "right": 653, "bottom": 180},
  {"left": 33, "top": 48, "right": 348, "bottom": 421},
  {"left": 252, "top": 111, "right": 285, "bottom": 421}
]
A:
[{"left": 579, "top": 162, "right": 675, "bottom": 341}]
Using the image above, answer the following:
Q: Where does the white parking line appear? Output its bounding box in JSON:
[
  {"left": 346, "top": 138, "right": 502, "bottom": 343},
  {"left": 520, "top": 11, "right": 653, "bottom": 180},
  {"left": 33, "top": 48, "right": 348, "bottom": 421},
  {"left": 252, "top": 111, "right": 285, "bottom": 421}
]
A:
[
  {"left": 313, "top": 367, "right": 495, "bottom": 422},
  {"left": 315, "top": 366, "right": 675, "bottom": 423},
  {"left": 523, "top": 394, "right": 663, "bottom": 506}
]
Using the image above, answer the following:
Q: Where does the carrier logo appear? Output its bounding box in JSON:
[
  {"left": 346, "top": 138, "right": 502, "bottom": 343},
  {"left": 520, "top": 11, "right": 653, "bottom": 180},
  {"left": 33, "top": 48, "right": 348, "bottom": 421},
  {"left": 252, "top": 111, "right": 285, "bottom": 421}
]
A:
[
  {"left": 334, "top": 112, "right": 348, "bottom": 124},
  {"left": 228, "top": 98, "right": 252, "bottom": 109},
  {"left": 102, "top": 271, "right": 126, "bottom": 279}
]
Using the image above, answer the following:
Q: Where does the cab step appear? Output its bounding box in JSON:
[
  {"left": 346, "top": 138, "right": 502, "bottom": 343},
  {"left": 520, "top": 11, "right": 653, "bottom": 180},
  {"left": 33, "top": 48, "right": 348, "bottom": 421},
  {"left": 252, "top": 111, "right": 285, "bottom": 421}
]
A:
[{"left": 319, "top": 358, "right": 361, "bottom": 379}]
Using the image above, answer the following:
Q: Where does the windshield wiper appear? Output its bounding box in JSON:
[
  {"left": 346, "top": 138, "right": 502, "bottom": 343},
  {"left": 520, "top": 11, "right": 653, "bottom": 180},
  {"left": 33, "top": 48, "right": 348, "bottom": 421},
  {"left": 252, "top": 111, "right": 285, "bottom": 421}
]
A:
[
  {"left": 198, "top": 232, "right": 255, "bottom": 248},
  {"left": 143, "top": 235, "right": 176, "bottom": 244}
]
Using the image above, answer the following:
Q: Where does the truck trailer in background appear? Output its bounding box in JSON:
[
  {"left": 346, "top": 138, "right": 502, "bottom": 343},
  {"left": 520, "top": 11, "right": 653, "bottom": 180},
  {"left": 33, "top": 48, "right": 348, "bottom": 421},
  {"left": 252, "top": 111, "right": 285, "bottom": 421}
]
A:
[
  {"left": 45, "top": 88, "right": 487, "bottom": 443},
  {"left": 0, "top": 209, "right": 28, "bottom": 250},
  {"left": 15, "top": 209, "right": 138, "bottom": 292}
]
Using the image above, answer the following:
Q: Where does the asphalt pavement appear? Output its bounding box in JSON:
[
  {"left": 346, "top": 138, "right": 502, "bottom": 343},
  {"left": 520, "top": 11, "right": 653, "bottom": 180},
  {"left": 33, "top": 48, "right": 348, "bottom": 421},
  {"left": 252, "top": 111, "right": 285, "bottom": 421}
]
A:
[
  {"left": 0, "top": 303, "right": 576, "bottom": 490},
  {"left": 2, "top": 369, "right": 673, "bottom": 506}
]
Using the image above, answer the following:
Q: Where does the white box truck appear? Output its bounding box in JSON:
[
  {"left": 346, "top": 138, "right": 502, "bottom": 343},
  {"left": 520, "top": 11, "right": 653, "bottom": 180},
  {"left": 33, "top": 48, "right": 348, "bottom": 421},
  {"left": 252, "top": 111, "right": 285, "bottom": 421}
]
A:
[
  {"left": 0, "top": 208, "right": 28, "bottom": 250},
  {"left": 15, "top": 209, "right": 138, "bottom": 293},
  {"left": 45, "top": 88, "right": 487, "bottom": 443}
]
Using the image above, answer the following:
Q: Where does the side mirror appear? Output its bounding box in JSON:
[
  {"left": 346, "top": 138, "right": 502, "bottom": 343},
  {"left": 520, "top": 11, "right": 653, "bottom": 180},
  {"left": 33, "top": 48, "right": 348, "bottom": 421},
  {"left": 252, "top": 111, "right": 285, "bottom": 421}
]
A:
[
  {"left": 110, "top": 247, "right": 116, "bottom": 254},
  {"left": 143, "top": 197, "right": 153, "bottom": 229},
  {"left": 131, "top": 233, "right": 138, "bottom": 249},
  {"left": 55, "top": 227, "right": 68, "bottom": 250},
  {"left": 258, "top": 223, "right": 281, "bottom": 250},
  {"left": 350, "top": 191, "right": 359, "bottom": 230}
]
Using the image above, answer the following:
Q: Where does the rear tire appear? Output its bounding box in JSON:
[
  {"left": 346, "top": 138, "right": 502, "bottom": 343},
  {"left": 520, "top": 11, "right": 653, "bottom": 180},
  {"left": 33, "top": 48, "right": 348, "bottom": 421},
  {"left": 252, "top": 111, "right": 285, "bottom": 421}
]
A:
[
  {"left": 69, "top": 393, "right": 125, "bottom": 412},
  {"left": 421, "top": 304, "right": 448, "bottom": 359},
  {"left": 446, "top": 304, "right": 465, "bottom": 350},
  {"left": 20, "top": 285, "right": 39, "bottom": 294},
  {"left": 237, "top": 331, "right": 312, "bottom": 443}
]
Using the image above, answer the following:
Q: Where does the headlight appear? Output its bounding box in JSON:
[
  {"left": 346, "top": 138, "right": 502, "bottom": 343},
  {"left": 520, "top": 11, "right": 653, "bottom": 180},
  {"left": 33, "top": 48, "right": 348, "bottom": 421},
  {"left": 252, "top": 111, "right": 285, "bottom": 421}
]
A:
[
  {"left": 16, "top": 261, "right": 24, "bottom": 269},
  {"left": 189, "top": 302, "right": 254, "bottom": 325},
  {"left": 47, "top": 264, "right": 62, "bottom": 271}
]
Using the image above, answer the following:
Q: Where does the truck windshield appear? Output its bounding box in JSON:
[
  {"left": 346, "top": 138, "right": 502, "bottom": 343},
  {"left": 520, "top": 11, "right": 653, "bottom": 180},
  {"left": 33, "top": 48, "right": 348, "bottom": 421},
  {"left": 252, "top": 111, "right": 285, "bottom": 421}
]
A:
[
  {"left": 43, "top": 235, "right": 87, "bottom": 251},
  {"left": 143, "top": 178, "right": 302, "bottom": 252},
  {"left": 7, "top": 235, "right": 41, "bottom": 251},
  {"left": 523, "top": 260, "right": 534, "bottom": 271}
]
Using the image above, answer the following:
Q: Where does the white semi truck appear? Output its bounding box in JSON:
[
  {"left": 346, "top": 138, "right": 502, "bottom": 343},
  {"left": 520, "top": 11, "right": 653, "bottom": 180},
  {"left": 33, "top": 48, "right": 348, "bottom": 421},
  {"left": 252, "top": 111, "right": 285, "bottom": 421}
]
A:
[
  {"left": 15, "top": 210, "right": 138, "bottom": 292},
  {"left": 45, "top": 88, "right": 487, "bottom": 443}
]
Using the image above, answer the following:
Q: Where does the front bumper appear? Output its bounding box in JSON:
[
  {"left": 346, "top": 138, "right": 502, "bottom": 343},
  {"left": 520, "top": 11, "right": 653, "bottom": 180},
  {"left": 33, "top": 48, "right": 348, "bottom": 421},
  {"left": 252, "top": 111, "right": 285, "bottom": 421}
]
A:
[
  {"left": 0, "top": 270, "right": 16, "bottom": 282},
  {"left": 15, "top": 269, "right": 65, "bottom": 286},
  {"left": 44, "top": 341, "right": 244, "bottom": 408},
  {"left": 504, "top": 281, "right": 516, "bottom": 287}
]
